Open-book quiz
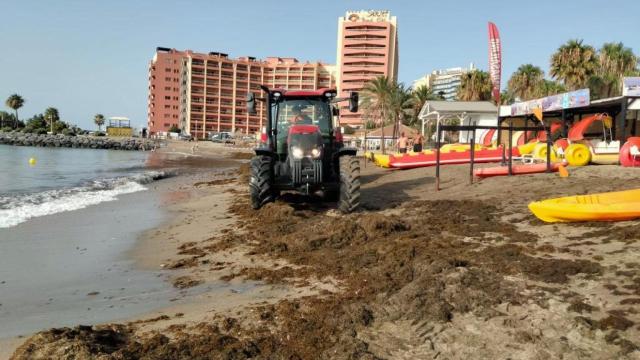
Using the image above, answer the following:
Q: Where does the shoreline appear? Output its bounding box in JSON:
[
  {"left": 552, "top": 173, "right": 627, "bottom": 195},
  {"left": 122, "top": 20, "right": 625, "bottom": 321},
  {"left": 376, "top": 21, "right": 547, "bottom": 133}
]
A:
[
  {"left": 5, "top": 153, "right": 640, "bottom": 358},
  {"left": 0, "top": 143, "right": 254, "bottom": 359}
]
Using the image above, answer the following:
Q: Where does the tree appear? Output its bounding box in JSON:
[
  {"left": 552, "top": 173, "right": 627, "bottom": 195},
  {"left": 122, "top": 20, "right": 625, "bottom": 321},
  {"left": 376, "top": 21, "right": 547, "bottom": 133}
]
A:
[
  {"left": 499, "top": 90, "right": 515, "bottom": 105},
  {"left": 457, "top": 70, "right": 492, "bottom": 101},
  {"left": 589, "top": 42, "right": 638, "bottom": 98},
  {"left": 507, "top": 64, "right": 545, "bottom": 101},
  {"left": 168, "top": 124, "right": 180, "bottom": 133},
  {"left": 94, "top": 114, "right": 105, "bottom": 131},
  {"left": 387, "top": 83, "right": 414, "bottom": 144},
  {"left": 361, "top": 76, "right": 394, "bottom": 154},
  {"left": 0, "top": 111, "right": 16, "bottom": 129},
  {"left": 410, "top": 85, "right": 439, "bottom": 128},
  {"left": 537, "top": 79, "right": 566, "bottom": 97},
  {"left": 44, "top": 107, "right": 60, "bottom": 133},
  {"left": 5, "top": 94, "right": 24, "bottom": 128},
  {"left": 550, "top": 39, "right": 598, "bottom": 90}
]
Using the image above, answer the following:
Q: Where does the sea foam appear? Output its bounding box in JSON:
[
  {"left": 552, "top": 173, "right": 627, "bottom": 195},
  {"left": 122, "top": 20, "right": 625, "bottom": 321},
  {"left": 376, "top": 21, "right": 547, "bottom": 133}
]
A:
[{"left": 0, "top": 171, "right": 170, "bottom": 228}]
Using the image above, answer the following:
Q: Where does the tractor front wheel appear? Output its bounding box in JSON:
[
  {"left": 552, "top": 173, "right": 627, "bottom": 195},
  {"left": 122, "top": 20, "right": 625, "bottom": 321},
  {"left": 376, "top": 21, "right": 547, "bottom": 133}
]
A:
[
  {"left": 338, "top": 156, "right": 361, "bottom": 213},
  {"left": 249, "top": 155, "right": 275, "bottom": 209}
]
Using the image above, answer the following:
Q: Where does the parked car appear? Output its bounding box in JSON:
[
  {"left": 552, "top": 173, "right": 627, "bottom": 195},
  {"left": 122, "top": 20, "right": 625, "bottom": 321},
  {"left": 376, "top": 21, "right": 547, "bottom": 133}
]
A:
[
  {"left": 210, "top": 132, "right": 235, "bottom": 144},
  {"left": 178, "top": 133, "right": 193, "bottom": 141}
]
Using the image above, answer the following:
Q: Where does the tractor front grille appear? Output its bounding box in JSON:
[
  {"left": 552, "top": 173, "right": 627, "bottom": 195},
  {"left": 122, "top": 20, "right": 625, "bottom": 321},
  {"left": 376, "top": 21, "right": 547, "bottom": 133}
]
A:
[{"left": 291, "top": 159, "right": 322, "bottom": 184}]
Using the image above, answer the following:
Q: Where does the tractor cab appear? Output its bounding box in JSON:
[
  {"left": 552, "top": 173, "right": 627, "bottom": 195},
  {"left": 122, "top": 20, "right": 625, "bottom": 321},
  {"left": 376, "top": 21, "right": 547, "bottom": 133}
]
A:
[{"left": 246, "top": 86, "right": 361, "bottom": 213}]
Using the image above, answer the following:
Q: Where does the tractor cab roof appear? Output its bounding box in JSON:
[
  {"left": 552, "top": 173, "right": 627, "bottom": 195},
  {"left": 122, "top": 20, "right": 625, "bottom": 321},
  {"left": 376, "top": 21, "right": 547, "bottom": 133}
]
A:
[{"left": 267, "top": 88, "right": 337, "bottom": 99}]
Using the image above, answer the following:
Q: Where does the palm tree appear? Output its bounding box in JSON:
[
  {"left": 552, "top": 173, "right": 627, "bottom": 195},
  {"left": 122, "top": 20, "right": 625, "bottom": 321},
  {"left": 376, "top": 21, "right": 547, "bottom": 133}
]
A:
[
  {"left": 457, "top": 70, "right": 492, "bottom": 101},
  {"left": 94, "top": 114, "right": 105, "bottom": 132},
  {"left": 507, "top": 64, "right": 545, "bottom": 101},
  {"left": 5, "top": 94, "right": 24, "bottom": 128},
  {"left": 361, "top": 76, "right": 394, "bottom": 153},
  {"left": 44, "top": 107, "right": 59, "bottom": 133},
  {"left": 499, "top": 90, "right": 515, "bottom": 105},
  {"left": 550, "top": 39, "right": 598, "bottom": 90},
  {"left": 589, "top": 42, "right": 638, "bottom": 98},
  {"left": 387, "top": 83, "right": 414, "bottom": 144},
  {"left": 410, "top": 85, "right": 439, "bottom": 127},
  {"left": 537, "top": 79, "right": 567, "bottom": 97}
]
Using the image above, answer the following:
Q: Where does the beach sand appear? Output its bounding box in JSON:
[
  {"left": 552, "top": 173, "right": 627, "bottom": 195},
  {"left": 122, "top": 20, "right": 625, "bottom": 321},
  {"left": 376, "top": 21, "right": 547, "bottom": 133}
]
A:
[{"left": 6, "top": 149, "right": 640, "bottom": 359}]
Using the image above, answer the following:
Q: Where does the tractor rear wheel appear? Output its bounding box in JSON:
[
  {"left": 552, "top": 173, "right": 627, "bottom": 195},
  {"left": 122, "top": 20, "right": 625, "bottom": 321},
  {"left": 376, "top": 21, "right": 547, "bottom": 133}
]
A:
[
  {"left": 338, "top": 155, "right": 361, "bottom": 213},
  {"left": 249, "top": 155, "right": 275, "bottom": 209}
]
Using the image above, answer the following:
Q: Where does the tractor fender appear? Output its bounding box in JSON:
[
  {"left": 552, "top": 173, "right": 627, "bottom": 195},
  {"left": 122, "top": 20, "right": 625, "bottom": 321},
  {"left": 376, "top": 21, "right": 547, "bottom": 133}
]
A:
[
  {"left": 254, "top": 147, "right": 276, "bottom": 158},
  {"left": 333, "top": 147, "right": 357, "bottom": 159}
]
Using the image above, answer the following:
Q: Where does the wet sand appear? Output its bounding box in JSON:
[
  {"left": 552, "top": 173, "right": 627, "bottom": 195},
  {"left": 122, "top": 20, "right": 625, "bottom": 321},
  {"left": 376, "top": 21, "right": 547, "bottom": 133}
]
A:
[
  {"left": 7, "top": 154, "right": 640, "bottom": 359},
  {"left": 0, "top": 143, "right": 250, "bottom": 359}
]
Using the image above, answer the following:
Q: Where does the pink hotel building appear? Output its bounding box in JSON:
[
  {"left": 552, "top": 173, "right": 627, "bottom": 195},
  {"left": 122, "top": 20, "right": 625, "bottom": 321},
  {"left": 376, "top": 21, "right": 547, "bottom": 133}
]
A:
[{"left": 147, "top": 10, "right": 396, "bottom": 137}]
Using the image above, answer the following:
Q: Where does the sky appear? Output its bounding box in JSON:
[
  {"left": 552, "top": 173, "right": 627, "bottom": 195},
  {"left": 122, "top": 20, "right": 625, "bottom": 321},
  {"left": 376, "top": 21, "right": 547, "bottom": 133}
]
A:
[{"left": 1, "top": 0, "right": 639, "bottom": 130}]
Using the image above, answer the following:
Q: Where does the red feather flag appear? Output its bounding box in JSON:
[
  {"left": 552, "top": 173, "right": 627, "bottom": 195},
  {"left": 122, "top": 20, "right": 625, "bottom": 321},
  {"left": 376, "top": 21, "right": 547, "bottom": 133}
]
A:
[{"left": 488, "top": 22, "right": 502, "bottom": 104}]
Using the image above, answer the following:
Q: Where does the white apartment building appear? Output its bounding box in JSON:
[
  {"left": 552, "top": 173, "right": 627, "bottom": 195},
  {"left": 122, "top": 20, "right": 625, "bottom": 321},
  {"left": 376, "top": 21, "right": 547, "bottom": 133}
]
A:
[{"left": 413, "top": 63, "right": 475, "bottom": 101}]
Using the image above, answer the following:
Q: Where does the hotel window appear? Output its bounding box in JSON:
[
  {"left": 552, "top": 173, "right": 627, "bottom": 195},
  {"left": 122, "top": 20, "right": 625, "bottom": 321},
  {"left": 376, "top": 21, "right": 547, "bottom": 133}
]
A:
[{"left": 164, "top": 96, "right": 171, "bottom": 100}]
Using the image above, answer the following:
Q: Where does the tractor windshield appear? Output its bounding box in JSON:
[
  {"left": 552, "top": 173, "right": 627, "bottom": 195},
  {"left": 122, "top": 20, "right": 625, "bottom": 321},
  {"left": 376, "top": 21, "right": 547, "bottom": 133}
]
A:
[{"left": 273, "top": 99, "right": 332, "bottom": 153}]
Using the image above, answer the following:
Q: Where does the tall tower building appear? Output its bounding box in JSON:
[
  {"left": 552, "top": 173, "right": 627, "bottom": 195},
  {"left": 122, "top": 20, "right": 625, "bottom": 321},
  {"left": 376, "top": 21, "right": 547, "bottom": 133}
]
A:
[{"left": 336, "top": 10, "right": 398, "bottom": 127}]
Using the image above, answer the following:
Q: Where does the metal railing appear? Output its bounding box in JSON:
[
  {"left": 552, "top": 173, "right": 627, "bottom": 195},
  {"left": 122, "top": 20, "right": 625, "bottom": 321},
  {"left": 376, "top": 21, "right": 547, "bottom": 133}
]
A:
[{"left": 434, "top": 122, "right": 552, "bottom": 190}]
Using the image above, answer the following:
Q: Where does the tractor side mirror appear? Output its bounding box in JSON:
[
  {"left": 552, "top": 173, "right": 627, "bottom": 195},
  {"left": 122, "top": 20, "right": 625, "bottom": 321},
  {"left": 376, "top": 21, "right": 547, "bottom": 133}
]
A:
[
  {"left": 246, "top": 92, "right": 256, "bottom": 115},
  {"left": 349, "top": 92, "right": 359, "bottom": 113}
]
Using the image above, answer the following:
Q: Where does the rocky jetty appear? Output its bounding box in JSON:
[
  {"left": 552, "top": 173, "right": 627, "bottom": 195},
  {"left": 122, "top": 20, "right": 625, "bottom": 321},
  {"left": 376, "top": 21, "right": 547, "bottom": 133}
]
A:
[{"left": 0, "top": 132, "right": 155, "bottom": 151}]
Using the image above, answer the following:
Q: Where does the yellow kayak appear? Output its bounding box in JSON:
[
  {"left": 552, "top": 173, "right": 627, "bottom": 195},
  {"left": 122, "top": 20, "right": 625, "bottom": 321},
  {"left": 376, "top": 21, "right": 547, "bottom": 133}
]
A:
[{"left": 529, "top": 188, "right": 640, "bottom": 222}]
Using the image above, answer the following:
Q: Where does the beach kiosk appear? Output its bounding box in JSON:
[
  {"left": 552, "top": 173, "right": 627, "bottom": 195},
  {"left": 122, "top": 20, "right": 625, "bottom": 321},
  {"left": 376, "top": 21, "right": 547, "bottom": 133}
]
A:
[
  {"left": 106, "top": 116, "right": 133, "bottom": 137},
  {"left": 418, "top": 101, "right": 498, "bottom": 144}
]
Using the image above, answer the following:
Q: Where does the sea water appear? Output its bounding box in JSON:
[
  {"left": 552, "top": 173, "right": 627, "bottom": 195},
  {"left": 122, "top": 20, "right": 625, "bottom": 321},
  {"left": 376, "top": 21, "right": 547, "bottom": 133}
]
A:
[
  {"left": 0, "top": 144, "right": 194, "bottom": 338},
  {"left": 0, "top": 144, "right": 171, "bottom": 228}
]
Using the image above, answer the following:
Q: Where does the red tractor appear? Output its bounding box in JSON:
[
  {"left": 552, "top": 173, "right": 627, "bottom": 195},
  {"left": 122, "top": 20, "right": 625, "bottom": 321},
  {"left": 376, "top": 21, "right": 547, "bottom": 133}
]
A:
[{"left": 246, "top": 86, "right": 360, "bottom": 213}]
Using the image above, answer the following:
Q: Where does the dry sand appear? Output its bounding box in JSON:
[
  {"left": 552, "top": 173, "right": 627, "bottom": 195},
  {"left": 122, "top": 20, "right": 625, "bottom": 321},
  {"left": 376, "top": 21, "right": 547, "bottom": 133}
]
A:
[{"left": 7, "top": 154, "right": 640, "bottom": 359}]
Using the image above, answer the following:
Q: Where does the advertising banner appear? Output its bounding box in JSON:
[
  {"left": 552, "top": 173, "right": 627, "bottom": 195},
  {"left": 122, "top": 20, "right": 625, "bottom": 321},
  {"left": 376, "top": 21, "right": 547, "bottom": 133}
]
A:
[
  {"left": 488, "top": 22, "right": 502, "bottom": 104},
  {"left": 510, "top": 89, "right": 590, "bottom": 116}
]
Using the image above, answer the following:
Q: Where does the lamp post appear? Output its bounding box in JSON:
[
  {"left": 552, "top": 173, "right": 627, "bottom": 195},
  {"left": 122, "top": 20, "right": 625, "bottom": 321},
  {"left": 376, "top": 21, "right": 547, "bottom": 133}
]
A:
[{"left": 49, "top": 114, "right": 54, "bottom": 134}]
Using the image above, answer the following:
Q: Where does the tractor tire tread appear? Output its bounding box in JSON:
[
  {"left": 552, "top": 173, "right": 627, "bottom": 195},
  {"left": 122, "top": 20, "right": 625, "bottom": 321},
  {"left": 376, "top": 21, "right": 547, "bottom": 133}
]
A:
[
  {"left": 338, "top": 155, "right": 361, "bottom": 213},
  {"left": 249, "top": 155, "right": 275, "bottom": 209}
]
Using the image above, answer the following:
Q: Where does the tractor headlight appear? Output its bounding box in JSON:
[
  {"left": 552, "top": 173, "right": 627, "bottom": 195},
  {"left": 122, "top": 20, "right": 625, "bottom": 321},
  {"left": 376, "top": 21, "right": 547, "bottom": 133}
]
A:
[
  {"left": 311, "top": 148, "right": 321, "bottom": 158},
  {"left": 291, "top": 147, "right": 304, "bottom": 159}
]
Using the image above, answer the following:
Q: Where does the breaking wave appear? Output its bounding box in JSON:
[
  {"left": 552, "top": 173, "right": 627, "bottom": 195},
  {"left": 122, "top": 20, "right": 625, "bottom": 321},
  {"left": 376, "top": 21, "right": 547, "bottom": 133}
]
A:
[{"left": 0, "top": 171, "right": 173, "bottom": 228}]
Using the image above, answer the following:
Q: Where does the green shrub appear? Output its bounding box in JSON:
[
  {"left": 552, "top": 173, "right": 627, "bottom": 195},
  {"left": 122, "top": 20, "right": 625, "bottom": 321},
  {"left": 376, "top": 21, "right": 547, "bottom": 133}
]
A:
[
  {"left": 35, "top": 128, "right": 48, "bottom": 135},
  {"left": 95, "top": 131, "right": 106, "bottom": 137},
  {"left": 62, "top": 128, "right": 76, "bottom": 136},
  {"left": 0, "top": 126, "right": 13, "bottom": 132}
]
